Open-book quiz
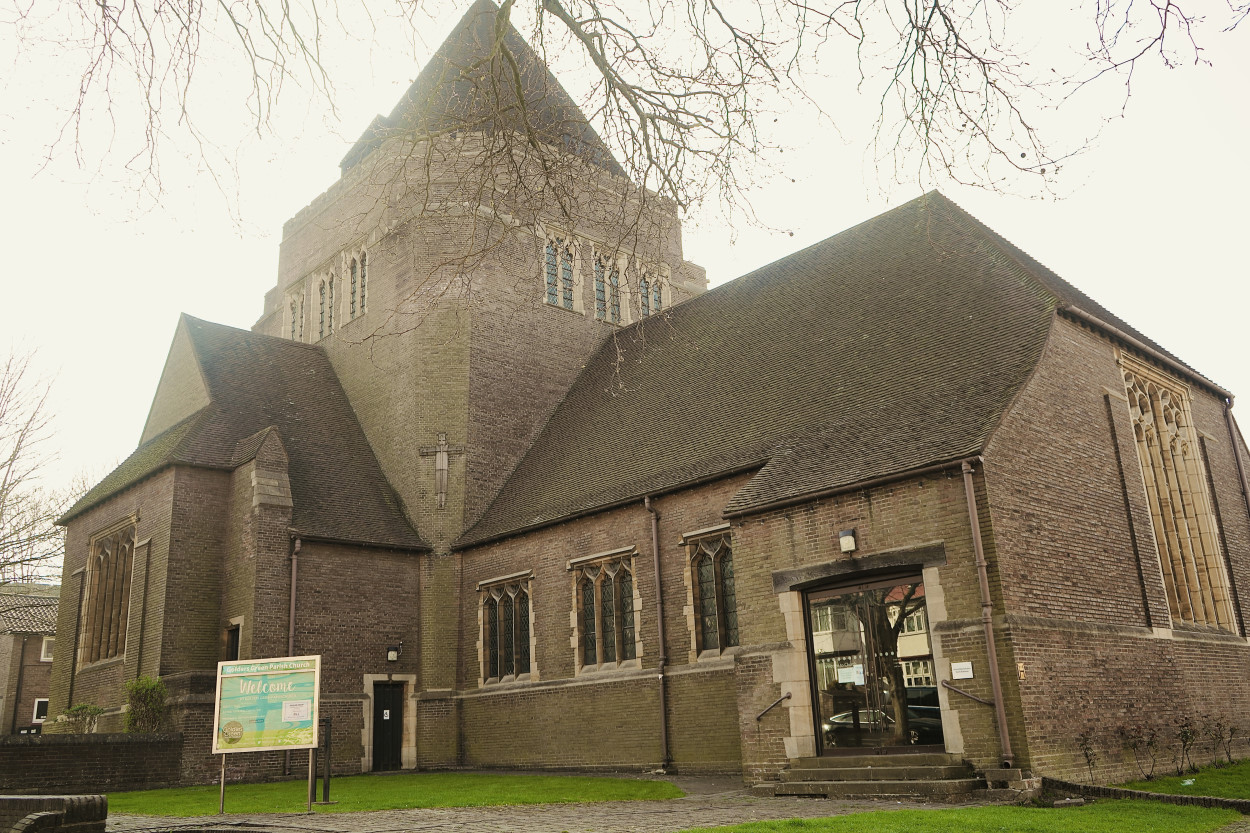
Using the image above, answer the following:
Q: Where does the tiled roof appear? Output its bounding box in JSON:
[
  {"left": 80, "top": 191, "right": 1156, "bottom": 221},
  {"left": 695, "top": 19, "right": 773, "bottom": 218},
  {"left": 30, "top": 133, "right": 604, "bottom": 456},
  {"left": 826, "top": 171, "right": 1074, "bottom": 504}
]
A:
[
  {"left": 458, "top": 191, "right": 1144, "bottom": 545},
  {"left": 0, "top": 595, "right": 57, "bottom": 634},
  {"left": 340, "top": 0, "right": 623, "bottom": 177},
  {"left": 61, "top": 318, "right": 426, "bottom": 551}
]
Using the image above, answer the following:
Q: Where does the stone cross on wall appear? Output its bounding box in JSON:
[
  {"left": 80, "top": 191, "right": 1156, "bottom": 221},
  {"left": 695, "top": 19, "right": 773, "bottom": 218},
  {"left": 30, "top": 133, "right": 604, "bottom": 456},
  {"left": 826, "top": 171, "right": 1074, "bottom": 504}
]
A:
[{"left": 418, "top": 433, "right": 465, "bottom": 510}]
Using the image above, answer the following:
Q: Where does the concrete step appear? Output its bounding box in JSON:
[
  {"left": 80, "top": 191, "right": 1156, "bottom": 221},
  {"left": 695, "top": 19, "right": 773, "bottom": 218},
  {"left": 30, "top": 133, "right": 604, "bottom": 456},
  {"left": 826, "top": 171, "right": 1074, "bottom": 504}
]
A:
[
  {"left": 781, "top": 764, "right": 973, "bottom": 782},
  {"left": 789, "top": 752, "right": 964, "bottom": 768},
  {"left": 774, "top": 778, "right": 986, "bottom": 800}
]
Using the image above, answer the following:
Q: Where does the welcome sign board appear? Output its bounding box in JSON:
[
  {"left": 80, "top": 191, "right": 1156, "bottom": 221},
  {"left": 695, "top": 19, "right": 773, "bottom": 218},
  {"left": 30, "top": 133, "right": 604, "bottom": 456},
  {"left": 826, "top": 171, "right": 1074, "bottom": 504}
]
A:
[{"left": 212, "top": 656, "right": 321, "bottom": 754}]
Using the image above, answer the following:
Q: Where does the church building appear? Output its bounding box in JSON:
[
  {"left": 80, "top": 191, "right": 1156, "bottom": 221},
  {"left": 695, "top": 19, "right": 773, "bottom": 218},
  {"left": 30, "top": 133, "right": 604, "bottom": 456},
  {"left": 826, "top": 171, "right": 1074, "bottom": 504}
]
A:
[{"left": 47, "top": 0, "right": 1250, "bottom": 792}]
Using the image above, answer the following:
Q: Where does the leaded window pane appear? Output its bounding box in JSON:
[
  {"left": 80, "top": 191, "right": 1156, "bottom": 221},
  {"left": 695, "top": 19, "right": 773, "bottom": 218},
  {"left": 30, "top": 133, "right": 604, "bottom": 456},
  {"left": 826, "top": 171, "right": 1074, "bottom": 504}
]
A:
[
  {"left": 561, "top": 242, "right": 574, "bottom": 309},
  {"left": 289, "top": 301, "right": 297, "bottom": 340},
  {"left": 319, "top": 282, "right": 326, "bottom": 339},
  {"left": 653, "top": 282, "right": 662, "bottom": 313},
  {"left": 486, "top": 598, "right": 499, "bottom": 679},
  {"left": 545, "top": 240, "right": 559, "bottom": 304},
  {"left": 601, "top": 575, "right": 616, "bottom": 663},
  {"left": 501, "top": 595, "right": 515, "bottom": 676},
  {"left": 640, "top": 276, "right": 650, "bottom": 317},
  {"left": 619, "top": 572, "right": 635, "bottom": 660},
  {"left": 720, "top": 550, "right": 738, "bottom": 647},
  {"left": 582, "top": 578, "right": 597, "bottom": 666},
  {"left": 350, "top": 260, "right": 358, "bottom": 317},
  {"left": 359, "top": 252, "right": 367, "bottom": 311},
  {"left": 517, "top": 590, "right": 530, "bottom": 672},
  {"left": 328, "top": 277, "right": 334, "bottom": 331},
  {"left": 594, "top": 258, "right": 607, "bottom": 319},
  {"left": 698, "top": 554, "right": 719, "bottom": 650},
  {"left": 609, "top": 269, "right": 621, "bottom": 323}
]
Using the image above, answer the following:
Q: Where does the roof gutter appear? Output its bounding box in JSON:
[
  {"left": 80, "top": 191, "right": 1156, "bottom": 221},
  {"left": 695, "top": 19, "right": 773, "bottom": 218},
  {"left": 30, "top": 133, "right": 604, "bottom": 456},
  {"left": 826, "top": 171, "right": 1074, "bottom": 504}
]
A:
[
  {"left": 1059, "top": 305, "right": 1233, "bottom": 402},
  {"left": 456, "top": 460, "right": 767, "bottom": 550}
]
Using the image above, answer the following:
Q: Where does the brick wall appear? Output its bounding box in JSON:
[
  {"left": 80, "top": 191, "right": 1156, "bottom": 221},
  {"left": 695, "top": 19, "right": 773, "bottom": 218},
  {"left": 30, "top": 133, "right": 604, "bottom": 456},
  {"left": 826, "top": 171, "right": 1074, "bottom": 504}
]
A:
[
  {"left": 984, "top": 314, "right": 1250, "bottom": 781},
  {"left": 0, "top": 733, "right": 182, "bottom": 793}
]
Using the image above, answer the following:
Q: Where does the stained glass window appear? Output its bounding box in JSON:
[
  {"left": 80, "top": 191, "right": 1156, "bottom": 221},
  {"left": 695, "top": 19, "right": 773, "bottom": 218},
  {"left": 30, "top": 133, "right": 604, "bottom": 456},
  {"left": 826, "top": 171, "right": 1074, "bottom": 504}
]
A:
[
  {"left": 350, "top": 260, "right": 358, "bottom": 318},
  {"left": 486, "top": 597, "right": 499, "bottom": 679},
  {"left": 318, "top": 281, "right": 326, "bottom": 339},
  {"left": 545, "top": 240, "right": 559, "bottom": 305},
  {"left": 690, "top": 533, "right": 738, "bottom": 653},
  {"left": 619, "top": 572, "right": 636, "bottom": 660},
  {"left": 582, "top": 576, "right": 597, "bottom": 666},
  {"left": 517, "top": 590, "right": 531, "bottom": 671},
  {"left": 501, "top": 595, "right": 515, "bottom": 676},
  {"left": 698, "top": 554, "right": 718, "bottom": 650},
  {"left": 609, "top": 268, "right": 621, "bottom": 323},
  {"left": 594, "top": 257, "right": 607, "bottom": 320}
]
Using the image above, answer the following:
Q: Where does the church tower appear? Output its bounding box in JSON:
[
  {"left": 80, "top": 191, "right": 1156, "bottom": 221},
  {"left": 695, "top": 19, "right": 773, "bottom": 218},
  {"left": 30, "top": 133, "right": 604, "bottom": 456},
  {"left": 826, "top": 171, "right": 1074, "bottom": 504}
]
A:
[{"left": 253, "top": 0, "right": 706, "bottom": 549}]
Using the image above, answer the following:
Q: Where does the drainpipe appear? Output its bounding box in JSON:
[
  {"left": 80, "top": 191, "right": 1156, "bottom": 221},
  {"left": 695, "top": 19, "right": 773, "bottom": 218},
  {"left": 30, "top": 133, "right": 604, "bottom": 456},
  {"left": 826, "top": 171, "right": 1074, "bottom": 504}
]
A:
[
  {"left": 10, "top": 636, "right": 28, "bottom": 733},
  {"left": 961, "top": 460, "right": 1013, "bottom": 768},
  {"left": 644, "top": 496, "right": 670, "bottom": 771},
  {"left": 285, "top": 536, "right": 301, "bottom": 776}
]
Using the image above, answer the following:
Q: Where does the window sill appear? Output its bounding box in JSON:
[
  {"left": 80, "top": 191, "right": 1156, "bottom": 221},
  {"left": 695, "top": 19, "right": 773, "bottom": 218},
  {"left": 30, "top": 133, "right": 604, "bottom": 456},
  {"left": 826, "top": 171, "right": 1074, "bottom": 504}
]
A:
[
  {"left": 544, "top": 300, "right": 586, "bottom": 317},
  {"left": 77, "top": 655, "right": 125, "bottom": 673},
  {"left": 577, "top": 658, "right": 640, "bottom": 676},
  {"left": 696, "top": 645, "right": 743, "bottom": 662},
  {"left": 479, "top": 672, "right": 535, "bottom": 689}
]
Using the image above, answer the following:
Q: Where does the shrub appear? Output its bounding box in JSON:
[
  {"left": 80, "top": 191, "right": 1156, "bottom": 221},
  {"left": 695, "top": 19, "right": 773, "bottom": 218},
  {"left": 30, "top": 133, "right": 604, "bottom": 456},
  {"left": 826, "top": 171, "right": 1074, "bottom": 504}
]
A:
[
  {"left": 60, "top": 703, "right": 104, "bottom": 734},
  {"left": 125, "top": 676, "right": 168, "bottom": 733}
]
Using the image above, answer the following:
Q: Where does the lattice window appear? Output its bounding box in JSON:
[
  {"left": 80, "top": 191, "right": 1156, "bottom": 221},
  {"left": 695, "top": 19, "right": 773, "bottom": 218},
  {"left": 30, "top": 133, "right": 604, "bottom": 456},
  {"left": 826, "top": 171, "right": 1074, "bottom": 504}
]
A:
[
  {"left": 1124, "top": 360, "right": 1235, "bottom": 629},
  {"left": 545, "top": 236, "right": 575, "bottom": 310},
  {"left": 593, "top": 255, "right": 609, "bottom": 321},
  {"left": 572, "top": 552, "right": 637, "bottom": 669},
  {"left": 327, "top": 275, "right": 335, "bottom": 332},
  {"left": 350, "top": 259, "right": 358, "bottom": 318},
  {"left": 359, "top": 252, "right": 368, "bottom": 312},
  {"left": 79, "top": 522, "right": 135, "bottom": 666},
  {"left": 652, "top": 280, "right": 663, "bottom": 313},
  {"left": 608, "top": 266, "right": 621, "bottom": 323},
  {"left": 480, "top": 577, "right": 532, "bottom": 682},
  {"left": 689, "top": 532, "right": 738, "bottom": 653},
  {"left": 318, "top": 280, "right": 327, "bottom": 340},
  {"left": 640, "top": 275, "right": 650, "bottom": 317}
]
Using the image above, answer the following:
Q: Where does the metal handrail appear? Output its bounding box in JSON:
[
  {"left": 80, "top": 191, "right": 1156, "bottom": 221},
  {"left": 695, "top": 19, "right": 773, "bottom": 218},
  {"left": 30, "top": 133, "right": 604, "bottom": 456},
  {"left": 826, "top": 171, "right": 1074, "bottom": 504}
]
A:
[
  {"left": 942, "top": 679, "right": 994, "bottom": 707},
  {"left": 756, "top": 692, "right": 792, "bottom": 721}
]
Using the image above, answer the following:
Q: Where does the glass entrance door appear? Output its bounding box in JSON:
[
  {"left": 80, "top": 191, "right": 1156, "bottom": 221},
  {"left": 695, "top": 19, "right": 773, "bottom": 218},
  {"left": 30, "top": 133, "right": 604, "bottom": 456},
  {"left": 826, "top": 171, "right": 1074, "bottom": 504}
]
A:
[{"left": 805, "top": 576, "right": 943, "bottom": 754}]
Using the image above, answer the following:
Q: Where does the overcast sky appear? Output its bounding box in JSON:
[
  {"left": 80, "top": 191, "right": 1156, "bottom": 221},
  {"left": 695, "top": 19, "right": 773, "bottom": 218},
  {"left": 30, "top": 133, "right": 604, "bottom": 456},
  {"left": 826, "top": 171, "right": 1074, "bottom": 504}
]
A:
[{"left": 2, "top": 3, "right": 1247, "bottom": 495}]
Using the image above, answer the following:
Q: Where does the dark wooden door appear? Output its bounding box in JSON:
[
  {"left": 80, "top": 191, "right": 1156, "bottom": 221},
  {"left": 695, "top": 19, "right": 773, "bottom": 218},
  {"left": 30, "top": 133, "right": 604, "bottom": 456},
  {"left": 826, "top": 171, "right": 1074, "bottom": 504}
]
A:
[{"left": 372, "top": 682, "right": 404, "bottom": 771}]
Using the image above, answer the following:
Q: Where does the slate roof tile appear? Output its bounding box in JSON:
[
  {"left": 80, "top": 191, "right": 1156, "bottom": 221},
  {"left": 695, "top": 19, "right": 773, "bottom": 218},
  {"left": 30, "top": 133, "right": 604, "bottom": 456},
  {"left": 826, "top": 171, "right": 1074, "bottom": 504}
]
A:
[
  {"left": 0, "top": 595, "right": 58, "bottom": 634},
  {"left": 458, "top": 191, "right": 1179, "bottom": 546},
  {"left": 61, "top": 319, "right": 425, "bottom": 551}
]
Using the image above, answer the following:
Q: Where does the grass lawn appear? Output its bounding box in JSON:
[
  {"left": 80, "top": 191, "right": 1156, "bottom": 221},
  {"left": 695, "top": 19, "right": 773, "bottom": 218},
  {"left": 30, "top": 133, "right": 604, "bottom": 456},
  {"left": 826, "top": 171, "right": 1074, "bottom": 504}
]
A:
[
  {"left": 684, "top": 800, "right": 1239, "bottom": 833},
  {"left": 108, "top": 771, "right": 684, "bottom": 816},
  {"left": 1119, "top": 758, "right": 1250, "bottom": 799}
]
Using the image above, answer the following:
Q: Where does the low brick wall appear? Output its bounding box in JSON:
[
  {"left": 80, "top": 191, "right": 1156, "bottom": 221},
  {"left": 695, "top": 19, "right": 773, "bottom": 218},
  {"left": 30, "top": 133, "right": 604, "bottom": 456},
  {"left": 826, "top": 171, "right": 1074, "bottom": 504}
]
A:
[
  {"left": 0, "top": 795, "right": 107, "bottom": 833},
  {"left": 1042, "top": 777, "right": 1250, "bottom": 813},
  {"left": 0, "top": 734, "right": 182, "bottom": 795}
]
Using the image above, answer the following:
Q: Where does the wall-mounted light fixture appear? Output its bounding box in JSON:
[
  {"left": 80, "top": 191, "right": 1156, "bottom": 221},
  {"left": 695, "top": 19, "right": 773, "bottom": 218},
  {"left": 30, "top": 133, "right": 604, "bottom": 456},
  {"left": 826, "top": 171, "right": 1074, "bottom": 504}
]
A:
[
  {"left": 386, "top": 642, "right": 402, "bottom": 663},
  {"left": 838, "top": 528, "right": 857, "bottom": 554}
]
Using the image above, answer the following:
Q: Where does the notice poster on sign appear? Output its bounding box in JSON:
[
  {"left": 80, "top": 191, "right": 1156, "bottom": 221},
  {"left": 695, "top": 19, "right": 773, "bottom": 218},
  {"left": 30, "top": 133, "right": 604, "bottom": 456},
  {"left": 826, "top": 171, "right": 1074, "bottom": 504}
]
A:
[{"left": 212, "top": 655, "right": 321, "bottom": 754}]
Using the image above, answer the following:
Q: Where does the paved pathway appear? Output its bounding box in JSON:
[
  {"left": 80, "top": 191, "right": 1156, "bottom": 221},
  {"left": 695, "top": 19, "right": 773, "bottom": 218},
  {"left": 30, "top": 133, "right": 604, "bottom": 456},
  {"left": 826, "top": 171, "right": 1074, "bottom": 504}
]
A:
[{"left": 105, "top": 775, "right": 966, "bottom": 833}]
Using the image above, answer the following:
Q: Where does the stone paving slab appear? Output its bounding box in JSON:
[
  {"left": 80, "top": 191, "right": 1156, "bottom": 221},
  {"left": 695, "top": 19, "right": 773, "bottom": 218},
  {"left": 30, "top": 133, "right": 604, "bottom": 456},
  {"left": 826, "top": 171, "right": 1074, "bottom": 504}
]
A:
[{"left": 104, "top": 775, "right": 970, "bottom": 833}]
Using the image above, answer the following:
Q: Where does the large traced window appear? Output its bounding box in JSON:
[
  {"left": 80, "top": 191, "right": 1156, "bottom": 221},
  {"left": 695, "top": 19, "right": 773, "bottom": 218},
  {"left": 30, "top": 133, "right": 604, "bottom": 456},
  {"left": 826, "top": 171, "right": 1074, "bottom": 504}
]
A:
[
  {"left": 480, "top": 574, "right": 532, "bottom": 682},
  {"left": 1123, "top": 359, "right": 1235, "bottom": 629},
  {"left": 545, "top": 235, "right": 575, "bottom": 310},
  {"left": 571, "top": 549, "right": 638, "bottom": 669},
  {"left": 79, "top": 522, "right": 135, "bottom": 665},
  {"left": 688, "top": 531, "right": 738, "bottom": 653}
]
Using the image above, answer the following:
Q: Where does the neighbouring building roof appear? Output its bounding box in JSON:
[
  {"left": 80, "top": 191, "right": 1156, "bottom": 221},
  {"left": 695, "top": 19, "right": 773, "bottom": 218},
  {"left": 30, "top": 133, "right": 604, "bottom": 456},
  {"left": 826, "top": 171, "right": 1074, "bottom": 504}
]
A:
[
  {"left": 339, "top": 0, "right": 624, "bottom": 177},
  {"left": 0, "top": 595, "right": 58, "bottom": 635},
  {"left": 458, "top": 191, "right": 1212, "bottom": 546},
  {"left": 61, "top": 318, "right": 426, "bottom": 551}
]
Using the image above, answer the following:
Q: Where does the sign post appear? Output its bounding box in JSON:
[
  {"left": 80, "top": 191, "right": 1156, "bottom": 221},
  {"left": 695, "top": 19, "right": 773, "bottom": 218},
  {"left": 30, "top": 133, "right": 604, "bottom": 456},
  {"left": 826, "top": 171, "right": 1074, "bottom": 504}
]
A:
[{"left": 212, "top": 655, "right": 321, "bottom": 814}]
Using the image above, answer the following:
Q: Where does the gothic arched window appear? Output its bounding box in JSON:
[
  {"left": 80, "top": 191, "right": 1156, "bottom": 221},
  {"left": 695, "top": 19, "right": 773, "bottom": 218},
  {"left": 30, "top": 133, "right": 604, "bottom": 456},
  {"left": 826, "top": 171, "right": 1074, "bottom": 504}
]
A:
[
  {"left": 79, "top": 523, "right": 136, "bottom": 666},
  {"left": 545, "top": 236, "right": 575, "bottom": 310},
  {"left": 640, "top": 276, "right": 650, "bottom": 317},
  {"left": 573, "top": 553, "right": 637, "bottom": 669},
  {"left": 359, "top": 252, "right": 368, "bottom": 313},
  {"left": 350, "top": 259, "right": 358, "bottom": 318},
  {"left": 318, "top": 280, "right": 327, "bottom": 340},
  {"left": 688, "top": 532, "right": 738, "bottom": 653},
  {"left": 479, "top": 578, "right": 533, "bottom": 683}
]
